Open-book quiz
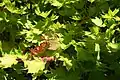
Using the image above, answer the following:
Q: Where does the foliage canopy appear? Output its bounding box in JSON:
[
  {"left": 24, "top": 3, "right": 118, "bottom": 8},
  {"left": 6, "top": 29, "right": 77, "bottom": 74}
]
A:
[{"left": 0, "top": 0, "right": 120, "bottom": 80}]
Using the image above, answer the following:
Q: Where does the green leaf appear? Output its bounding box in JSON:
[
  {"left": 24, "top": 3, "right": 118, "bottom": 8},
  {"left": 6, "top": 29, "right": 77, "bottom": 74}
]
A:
[
  {"left": 70, "top": 15, "right": 81, "bottom": 21},
  {"left": 99, "top": 1, "right": 109, "bottom": 12},
  {"left": 108, "top": 43, "right": 120, "bottom": 50},
  {"left": 0, "top": 2, "right": 5, "bottom": 7},
  {"left": 35, "top": 6, "right": 52, "bottom": 18},
  {"left": 75, "top": 46, "right": 94, "bottom": 61},
  {"left": 95, "top": 43, "right": 100, "bottom": 60},
  {"left": 89, "top": 70, "right": 105, "bottom": 80},
  {"left": 59, "top": 5, "right": 75, "bottom": 16},
  {"left": 88, "top": 0, "right": 95, "bottom": 3},
  {"left": 59, "top": 56, "right": 72, "bottom": 70},
  {"left": 0, "top": 12, "right": 7, "bottom": 20},
  {"left": 40, "top": 10, "right": 52, "bottom": 18},
  {"left": 108, "top": 8, "right": 119, "bottom": 17},
  {"left": 0, "top": 18, "right": 3, "bottom": 21},
  {"left": 48, "top": 67, "right": 66, "bottom": 79},
  {"left": 2, "top": 41, "right": 16, "bottom": 51},
  {"left": 90, "top": 26, "right": 99, "bottom": 35},
  {"left": 50, "top": 14, "right": 59, "bottom": 21},
  {"left": 65, "top": 70, "right": 80, "bottom": 80},
  {"left": 0, "top": 54, "right": 18, "bottom": 68},
  {"left": 114, "top": 16, "right": 120, "bottom": 21},
  {"left": 91, "top": 17, "right": 102, "bottom": 27},
  {"left": 47, "top": 67, "right": 80, "bottom": 80},
  {"left": 95, "top": 43, "right": 100, "bottom": 52},
  {"left": 4, "top": 0, "right": 26, "bottom": 14},
  {"left": 0, "top": 41, "right": 2, "bottom": 50},
  {"left": 63, "top": 31, "right": 73, "bottom": 44},
  {"left": 24, "top": 58, "right": 45, "bottom": 73},
  {"left": 102, "top": 8, "right": 119, "bottom": 19},
  {"left": 35, "top": 20, "right": 48, "bottom": 30},
  {"left": 73, "top": 0, "right": 85, "bottom": 9},
  {"left": 102, "top": 14, "right": 112, "bottom": 19},
  {"left": 49, "top": 22, "right": 64, "bottom": 31},
  {"left": 0, "top": 69, "right": 6, "bottom": 80},
  {"left": 105, "top": 24, "right": 116, "bottom": 40},
  {"left": 88, "top": 6, "right": 98, "bottom": 16},
  {"left": 32, "top": 28, "right": 43, "bottom": 35},
  {"left": 49, "top": 0, "right": 63, "bottom": 8}
]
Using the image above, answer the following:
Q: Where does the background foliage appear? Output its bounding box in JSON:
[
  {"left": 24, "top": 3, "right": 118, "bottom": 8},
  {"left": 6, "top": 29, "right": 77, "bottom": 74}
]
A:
[{"left": 0, "top": 0, "right": 120, "bottom": 80}]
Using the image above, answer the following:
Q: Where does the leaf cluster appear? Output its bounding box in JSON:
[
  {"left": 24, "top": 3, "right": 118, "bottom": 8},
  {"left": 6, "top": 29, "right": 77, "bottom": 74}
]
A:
[{"left": 0, "top": 0, "right": 120, "bottom": 80}]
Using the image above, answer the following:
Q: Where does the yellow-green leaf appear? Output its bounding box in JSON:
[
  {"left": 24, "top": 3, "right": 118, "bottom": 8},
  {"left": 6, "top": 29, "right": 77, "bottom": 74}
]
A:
[
  {"left": 88, "top": 0, "right": 95, "bottom": 3},
  {"left": 0, "top": 54, "right": 17, "bottom": 68},
  {"left": 91, "top": 17, "right": 102, "bottom": 27},
  {"left": 59, "top": 56, "right": 72, "bottom": 70},
  {"left": 24, "top": 58, "right": 45, "bottom": 73}
]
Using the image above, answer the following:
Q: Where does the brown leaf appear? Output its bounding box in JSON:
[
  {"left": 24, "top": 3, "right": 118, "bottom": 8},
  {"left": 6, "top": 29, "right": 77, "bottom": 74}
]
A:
[{"left": 48, "top": 39, "right": 60, "bottom": 50}]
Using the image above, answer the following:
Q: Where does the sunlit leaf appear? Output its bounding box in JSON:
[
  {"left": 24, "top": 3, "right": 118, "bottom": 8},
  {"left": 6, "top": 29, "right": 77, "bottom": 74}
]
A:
[
  {"left": 95, "top": 43, "right": 100, "bottom": 60},
  {"left": 49, "top": 0, "right": 63, "bottom": 8},
  {"left": 114, "top": 16, "right": 120, "bottom": 21},
  {"left": 102, "top": 14, "right": 112, "bottom": 19},
  {"left": 24, "top": 58, "right": 45, "bottom": 73},
  {"left": 70, "top": 16, "right": 81, "bottom": 20},
  {"left": 108, "top": 43, "right": 120, "bottom": 50},
  {"left": 102, "top": 8, "right": 119, "bottom": 19},
  {"left": 90, "top": 26, "right": 99, "bottom": 35},
  {"left": 4, "top": 0, "right": 26, "bottom": 14},
  {"left": 105, "top": 24, "right": 116, "bottom": 40},
  {"left": 91, "top": 17, "right": 102, "bottom": 26},
  {"left": 59, "top": 56, "right": 72, "bottom": 70},
  {"left": 0, "top": 2, "right": 5, "bottom": 7},
  {"left": 108, "top": 8, "right": 119, "bottom": 17},
  {"left": 35, "top": 6, "right": 52, "bottom": 18},
  {"left": 88, "top": 0, "right": 95, "bottom": 3},
  {"left": 0, "top": 54, "right": 17, "bottom": 68},
  {"left": 50, "top": 14, "right": 59, "bottom": 21}
]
